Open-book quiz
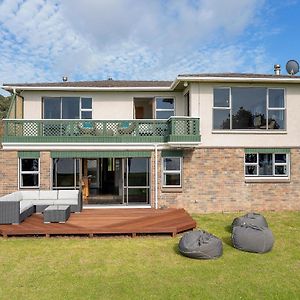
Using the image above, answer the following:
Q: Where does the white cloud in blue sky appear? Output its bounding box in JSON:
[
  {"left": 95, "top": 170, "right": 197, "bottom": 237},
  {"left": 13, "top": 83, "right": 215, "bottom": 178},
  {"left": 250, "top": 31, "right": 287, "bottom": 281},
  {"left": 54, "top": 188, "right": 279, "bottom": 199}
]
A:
[{"left": 0, "top": 0, "right": 299, "bottom": 91}]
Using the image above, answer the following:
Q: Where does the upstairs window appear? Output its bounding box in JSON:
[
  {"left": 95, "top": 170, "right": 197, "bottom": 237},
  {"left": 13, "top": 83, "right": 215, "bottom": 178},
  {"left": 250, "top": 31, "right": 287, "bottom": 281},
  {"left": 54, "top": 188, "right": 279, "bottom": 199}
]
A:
[
  {"left": 245, "top": 152, "right": 289, "bottom": 177},
  {"left": 156, "top": 98, "right": 175, "bottom": 119},
  {"left": 213, "top": 88, "right": 285, "bottom": 130},
  {"left": 43, "top": 97, "right": 92, "bottom": 119}
]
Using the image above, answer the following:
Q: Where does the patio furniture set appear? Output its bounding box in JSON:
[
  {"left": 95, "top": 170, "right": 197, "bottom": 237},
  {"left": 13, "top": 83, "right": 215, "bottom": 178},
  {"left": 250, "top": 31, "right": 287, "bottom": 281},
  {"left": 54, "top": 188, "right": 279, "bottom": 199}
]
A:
[{"left": 0, "top": 190, "right": 81, "bottom": 224}]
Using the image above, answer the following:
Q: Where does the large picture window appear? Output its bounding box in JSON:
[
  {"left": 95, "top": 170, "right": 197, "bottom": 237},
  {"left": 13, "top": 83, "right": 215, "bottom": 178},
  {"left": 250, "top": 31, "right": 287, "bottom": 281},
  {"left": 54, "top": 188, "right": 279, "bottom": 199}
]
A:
[
  {"left": 245, "top": 152, "right": 289, "bottom": 177},
  {"left": 162, "top": 157, "right": 182, "bottom": 187},
  {"left": 43, "top": 97, "right": 92, "bottom": 119},
  {"left": 213, "top": 88, "right": 285, "bottom": 130},
  {"left": 156, "top": 98, "right": 175, "bottom": 119},
  {"left": 19, "top": 158, "right": 40, "bottom": 188}
]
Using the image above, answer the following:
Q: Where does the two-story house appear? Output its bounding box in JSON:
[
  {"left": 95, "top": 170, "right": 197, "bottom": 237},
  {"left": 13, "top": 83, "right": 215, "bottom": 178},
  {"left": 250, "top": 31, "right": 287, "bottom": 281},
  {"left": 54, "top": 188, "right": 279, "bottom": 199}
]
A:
[{"left": 1, "top": 72, "right": 300, "bottom": 212}]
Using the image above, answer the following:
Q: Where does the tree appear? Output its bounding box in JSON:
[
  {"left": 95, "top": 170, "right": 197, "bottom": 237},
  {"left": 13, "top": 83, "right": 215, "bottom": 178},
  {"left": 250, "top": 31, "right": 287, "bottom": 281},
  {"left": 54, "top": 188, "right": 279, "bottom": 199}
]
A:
[{"left": 0, "top": 95, "right": 12, "bottom": 119}]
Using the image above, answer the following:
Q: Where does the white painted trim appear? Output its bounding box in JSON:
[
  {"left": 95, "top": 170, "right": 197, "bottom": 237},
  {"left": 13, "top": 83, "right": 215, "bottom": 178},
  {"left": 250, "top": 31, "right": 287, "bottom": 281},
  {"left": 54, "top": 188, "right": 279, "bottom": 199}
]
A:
[
  {"left": 83, "top": 205, "right": 152, "bottom": 209},
  {"left": 211, "top": 130, "right": 287, "bottom": 134},
  {"left": 176, "top": 76, "right": 300, "bottom": 83},
  {"left": 2, "top": 86, "right": 172, "bottom": 92},
  {"left": 1, "top": 143, "right": 184, "bottom": 151}
]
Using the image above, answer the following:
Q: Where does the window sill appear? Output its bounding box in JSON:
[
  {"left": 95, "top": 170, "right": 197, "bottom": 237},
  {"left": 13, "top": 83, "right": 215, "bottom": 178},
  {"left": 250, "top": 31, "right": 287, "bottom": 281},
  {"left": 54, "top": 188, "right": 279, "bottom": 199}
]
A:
[
  {"left": 212, "top": 130, "right": 287, "bottom": 134},
  {"left": 161, "top": 187, "right": 183, "bottom": 193},
  {"left": 245, "top": 177, "right": 290, "bottom": 183}
]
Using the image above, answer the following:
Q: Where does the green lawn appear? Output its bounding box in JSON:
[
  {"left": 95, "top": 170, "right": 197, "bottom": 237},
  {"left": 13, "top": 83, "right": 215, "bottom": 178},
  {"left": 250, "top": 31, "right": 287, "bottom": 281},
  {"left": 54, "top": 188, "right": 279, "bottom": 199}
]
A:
[{"left": 0, "top": 212, "right": 299, "bottom": 300}]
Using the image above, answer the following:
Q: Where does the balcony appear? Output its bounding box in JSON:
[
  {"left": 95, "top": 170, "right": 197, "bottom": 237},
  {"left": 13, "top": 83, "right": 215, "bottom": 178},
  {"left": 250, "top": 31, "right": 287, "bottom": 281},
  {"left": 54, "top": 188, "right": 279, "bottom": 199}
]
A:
[{"left": 2, "top": 117, "right": 200, "bottom": 144}]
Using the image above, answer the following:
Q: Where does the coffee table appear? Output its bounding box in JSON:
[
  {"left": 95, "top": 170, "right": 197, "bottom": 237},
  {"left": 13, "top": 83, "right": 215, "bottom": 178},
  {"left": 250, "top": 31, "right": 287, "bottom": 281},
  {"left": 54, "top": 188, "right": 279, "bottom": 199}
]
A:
[{"left": 44, "top": 205, "right": 71, "bottom": 223}]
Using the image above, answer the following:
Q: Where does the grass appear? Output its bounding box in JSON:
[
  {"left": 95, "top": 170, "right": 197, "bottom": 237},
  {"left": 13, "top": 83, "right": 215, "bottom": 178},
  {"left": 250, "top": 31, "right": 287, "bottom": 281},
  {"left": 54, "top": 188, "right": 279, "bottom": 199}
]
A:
[{"left": 0, "top": 211, "right": 299, "bottom": 300}]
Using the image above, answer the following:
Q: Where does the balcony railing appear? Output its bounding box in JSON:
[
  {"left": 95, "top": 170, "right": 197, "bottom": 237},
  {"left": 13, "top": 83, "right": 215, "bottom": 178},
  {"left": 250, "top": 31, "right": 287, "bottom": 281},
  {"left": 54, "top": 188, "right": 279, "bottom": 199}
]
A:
[{"left": 2, "top": 117, "right": 200, "bottom": 144}]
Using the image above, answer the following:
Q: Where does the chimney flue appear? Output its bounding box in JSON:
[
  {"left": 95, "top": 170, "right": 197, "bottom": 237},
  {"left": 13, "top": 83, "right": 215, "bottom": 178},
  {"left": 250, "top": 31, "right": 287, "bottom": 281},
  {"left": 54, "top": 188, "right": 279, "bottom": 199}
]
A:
[{"left": 274, "top": 64, "right": 281, "bottom": 75}]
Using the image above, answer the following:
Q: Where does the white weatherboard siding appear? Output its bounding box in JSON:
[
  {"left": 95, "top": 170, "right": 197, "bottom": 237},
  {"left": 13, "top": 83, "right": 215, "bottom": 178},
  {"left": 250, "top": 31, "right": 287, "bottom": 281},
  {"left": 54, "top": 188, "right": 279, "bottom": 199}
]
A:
[
  {"left": 194, "top": 82, "right": 300, "bottom": 147},
  {"left": 22, "top": 91, "right": 184, "bottom": 119}
]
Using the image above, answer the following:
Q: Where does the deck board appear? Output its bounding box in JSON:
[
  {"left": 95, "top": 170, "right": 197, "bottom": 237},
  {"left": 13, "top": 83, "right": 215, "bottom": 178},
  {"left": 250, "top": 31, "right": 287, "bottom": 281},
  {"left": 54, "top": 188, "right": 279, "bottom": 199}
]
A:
[{"left": 0, "top": 208, "right": 196, "bottom": 237}]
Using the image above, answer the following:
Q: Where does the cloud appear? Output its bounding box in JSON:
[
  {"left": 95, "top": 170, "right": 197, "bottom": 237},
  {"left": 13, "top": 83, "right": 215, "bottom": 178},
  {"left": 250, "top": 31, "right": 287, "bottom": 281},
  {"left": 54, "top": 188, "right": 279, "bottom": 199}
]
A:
[{"left": 0, "top": 0, "right": 270, "bottom": 93}]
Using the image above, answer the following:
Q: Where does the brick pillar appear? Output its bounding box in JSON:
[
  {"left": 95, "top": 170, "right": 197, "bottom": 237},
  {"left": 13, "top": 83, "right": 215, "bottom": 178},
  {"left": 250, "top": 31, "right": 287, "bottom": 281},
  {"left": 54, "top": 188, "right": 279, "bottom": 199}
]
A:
[
  {"left": 40, "top": 151, "right": 51, "bottom": 190},
  {"left": 0, "top": 150, "right": 18, "bottom": 196}
]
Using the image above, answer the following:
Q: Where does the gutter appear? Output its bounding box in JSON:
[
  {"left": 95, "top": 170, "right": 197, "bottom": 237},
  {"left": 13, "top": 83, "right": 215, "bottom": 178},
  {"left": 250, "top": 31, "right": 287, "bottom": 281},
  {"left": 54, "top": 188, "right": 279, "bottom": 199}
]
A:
[
  {"left": 1, "top": 86, "right": 173, "bottom": 92},
  {"left": 176, "top": 76, "right": 300, "bottom": 84}
]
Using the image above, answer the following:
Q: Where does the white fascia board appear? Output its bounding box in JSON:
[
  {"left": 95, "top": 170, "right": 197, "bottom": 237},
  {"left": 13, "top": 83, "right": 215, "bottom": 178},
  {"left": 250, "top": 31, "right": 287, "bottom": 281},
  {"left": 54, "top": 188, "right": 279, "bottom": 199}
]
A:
[
  {"left": 1, "top": 143, "right": 176, "bottom": 151},
  {"left": 176, "top": 76, "right": 300, "bottom": 84},
  {"left": 1, "top": 86, "right": 173, "bottom": 92}
]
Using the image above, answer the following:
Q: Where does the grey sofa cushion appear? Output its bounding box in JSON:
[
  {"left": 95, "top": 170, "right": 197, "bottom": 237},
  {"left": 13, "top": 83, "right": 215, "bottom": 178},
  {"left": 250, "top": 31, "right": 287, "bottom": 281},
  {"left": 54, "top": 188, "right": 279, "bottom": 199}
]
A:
[
  {"left": 232, "top": 224, "right": 274, "bottom": 253},
  {"left": 232, "top": 212, "right": 268, "bottom": 230},
  {"left": 179, "top": 230, "right": 223, "bottom": 259}
]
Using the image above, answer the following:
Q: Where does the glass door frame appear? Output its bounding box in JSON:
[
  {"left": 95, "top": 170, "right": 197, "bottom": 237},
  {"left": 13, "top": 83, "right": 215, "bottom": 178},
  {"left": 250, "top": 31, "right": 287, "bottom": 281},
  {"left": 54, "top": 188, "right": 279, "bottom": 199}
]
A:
[{"left": 123, "top": 157, "right": 151, "bottom": 205}]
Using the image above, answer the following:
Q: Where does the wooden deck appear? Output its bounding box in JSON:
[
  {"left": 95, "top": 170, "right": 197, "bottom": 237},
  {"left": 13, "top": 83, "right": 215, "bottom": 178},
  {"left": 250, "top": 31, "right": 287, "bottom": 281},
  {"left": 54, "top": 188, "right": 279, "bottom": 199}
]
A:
[{"left": 0, "top": 208, "right": 196, "bottom": 238}]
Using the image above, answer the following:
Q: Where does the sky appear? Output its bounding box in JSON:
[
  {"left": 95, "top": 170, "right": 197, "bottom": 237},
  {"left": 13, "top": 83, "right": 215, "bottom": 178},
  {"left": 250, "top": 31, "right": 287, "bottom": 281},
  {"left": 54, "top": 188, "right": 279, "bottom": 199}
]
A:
[{"left": 0, "top": 0, "right": 300, "bottom": 95}]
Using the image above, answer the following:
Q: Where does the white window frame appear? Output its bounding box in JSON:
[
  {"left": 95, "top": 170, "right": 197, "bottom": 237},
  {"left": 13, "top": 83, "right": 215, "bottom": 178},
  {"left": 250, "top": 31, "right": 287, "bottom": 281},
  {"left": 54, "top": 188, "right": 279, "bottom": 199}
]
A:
[
  {"left": 43, "top": 97, "right": 93, "bottom": 119},
  {"left": 155, "top": 97, "right": 175, "bottom": 119},
  {"left": 80, "top": 97, "right": 93, "bottom": 119},
  {"left": 213, "top": 87, "right": 286, "bottom": 130},
  {"left": 244, "top": 152, "right": 289, "bottom": 178},
  {"left": 162, "top": 157, "right": 182, "bottom": 187},
  {"left": 19, "top": 158, "right": 40, "bottom": 189}
]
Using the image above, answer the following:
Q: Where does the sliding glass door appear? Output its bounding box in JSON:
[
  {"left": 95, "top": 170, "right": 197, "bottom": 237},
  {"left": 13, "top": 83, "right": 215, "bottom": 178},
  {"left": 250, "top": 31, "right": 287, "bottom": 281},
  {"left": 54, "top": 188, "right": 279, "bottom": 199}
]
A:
[{"left": 123, "top": 158, "right": 150, "bottom": 205}]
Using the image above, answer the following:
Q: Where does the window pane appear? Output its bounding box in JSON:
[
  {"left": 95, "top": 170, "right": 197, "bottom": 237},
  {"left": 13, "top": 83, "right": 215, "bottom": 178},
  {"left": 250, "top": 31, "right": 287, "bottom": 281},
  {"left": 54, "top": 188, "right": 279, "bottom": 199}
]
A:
[
  {"left": 232, "top": 87, "right": 266, "bottom": 129},
  {"left": 53, "top": 158, "right": 75, "bottom": 187},
  {"left": 21, "top": 159, "right": 39, "bottom": 172},
  {"left": 269, "top": 89, "right": 284, "bottom": 108},
  {"left": 213, "top": 88, "right": 230, "bottom": 107},
  {"left": 164, "top": 158, "right": 180, "bottom": 171},
  {"left": 81, "top": 111, "right": 92, "bottom": 119},
  {"left": 268, "top": 110, "right": 285, "bottom": 129},
  {"left": 275, "top": 165, "right": 287, "bottom": 175},
  {"left": 62, "top": 97, "right": 80, "bottom": 119},
  {"left": 275, "top": 154, "right": 287, "bottom": 163},
  {"left": 43, "top": 97, "right": 61, "bottom": 119},
  {"left": 245, "top": 154, "right": 257, "bottom": 163},
  {"left": 259, "top": 154, "right": 273, "bottom": 176},
  {"left": 165, "top": 174, "right": 180, "bottom": 186},
  {"left": 81, "top": 98, "right": 92, "bottom": 109},
  {"left": 245, "top": 165, "right": 257, "bottom": 176},
  {"left": 156, "top": 98, "right": 174, "bottom": 109},
  {"left": 127, "top": 188, "right": 149, "bottom": 204},
  {"left": 127, "top": 158, "right": 149, "bottom": 186},
  {"left": 213, "top": 109, "right": 230, "bottom": 129},
  {"left": 156, "top": 110, "right": 174, "bottom": 119},
  {"left": 21, "top": 174, "right": 39, "bottom": 187}
]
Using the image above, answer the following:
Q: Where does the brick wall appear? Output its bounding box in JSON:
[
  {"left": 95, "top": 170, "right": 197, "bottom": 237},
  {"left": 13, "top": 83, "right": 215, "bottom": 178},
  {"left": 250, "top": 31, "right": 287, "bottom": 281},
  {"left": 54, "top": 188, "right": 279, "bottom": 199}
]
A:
[
  {"left": 157, "top": 148, "right": 300, "bottom": 213},
  {"left": 40, "top": 152, "right": 51, "bottom": 190},
  {"left": 0, "top": 150, "right": 51, "bottom": 196},
  {"left": 0, "top": 150, "right": 18, "bottom": 196}
]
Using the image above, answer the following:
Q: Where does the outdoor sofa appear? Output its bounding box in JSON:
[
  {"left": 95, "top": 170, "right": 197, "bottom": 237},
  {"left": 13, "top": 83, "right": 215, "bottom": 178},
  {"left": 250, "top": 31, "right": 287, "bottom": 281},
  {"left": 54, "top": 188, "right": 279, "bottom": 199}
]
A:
[{"left": 0, "top": 190, "right": 82, "bottom": 224}]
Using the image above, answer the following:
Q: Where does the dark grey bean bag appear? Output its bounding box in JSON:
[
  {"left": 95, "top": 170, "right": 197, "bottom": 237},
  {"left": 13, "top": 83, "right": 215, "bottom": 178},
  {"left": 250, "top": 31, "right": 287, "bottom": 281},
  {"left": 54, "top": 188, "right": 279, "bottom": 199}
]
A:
[
  {"left": 232, "top": 212, "right": 268, "bottom": 230},
  {"left": 179, "top": 230, "right": 223, "bottom": 259},
  {"left": 232, "top": 224, "right": 274, "bottom": 253}
]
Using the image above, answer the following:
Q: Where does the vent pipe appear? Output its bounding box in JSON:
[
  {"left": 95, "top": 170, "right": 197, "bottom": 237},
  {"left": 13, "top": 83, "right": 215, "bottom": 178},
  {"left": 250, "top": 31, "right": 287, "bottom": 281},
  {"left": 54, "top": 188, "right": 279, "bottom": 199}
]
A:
[{"left": 274, "top": 64, "right": 281, "bottom": 75}]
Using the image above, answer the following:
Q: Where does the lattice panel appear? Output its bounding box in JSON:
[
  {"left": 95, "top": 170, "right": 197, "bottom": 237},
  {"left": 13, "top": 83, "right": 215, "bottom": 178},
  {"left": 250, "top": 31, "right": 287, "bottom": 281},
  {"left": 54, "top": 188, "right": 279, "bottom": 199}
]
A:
[{"left": 23, "top": 122, "right": 38, "bottom": 136}]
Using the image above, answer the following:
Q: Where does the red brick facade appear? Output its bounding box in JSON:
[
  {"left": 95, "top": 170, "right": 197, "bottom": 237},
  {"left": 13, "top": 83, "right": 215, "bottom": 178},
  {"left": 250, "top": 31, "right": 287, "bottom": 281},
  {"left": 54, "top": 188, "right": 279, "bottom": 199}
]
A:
[
  {"left": 1, "top": 148, "right": 300, "bottom": 212},
  {"left": 158, "top": 148, "right": 300, "bottom": 212}
]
